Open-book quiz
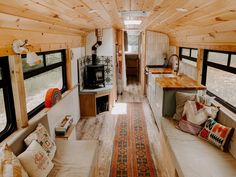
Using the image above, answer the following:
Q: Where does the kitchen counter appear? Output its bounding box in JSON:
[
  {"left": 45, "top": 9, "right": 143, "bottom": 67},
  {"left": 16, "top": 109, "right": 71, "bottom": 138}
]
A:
[
  {"left": 156, "top": 74, "right": 206, "bottom": 90},
  {"left": 148, "top": 67, "right": 173, "bottom": 74}
]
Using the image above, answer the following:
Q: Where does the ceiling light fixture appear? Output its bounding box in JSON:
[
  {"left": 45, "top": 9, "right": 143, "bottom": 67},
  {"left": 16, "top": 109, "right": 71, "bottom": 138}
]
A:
[
  {"left": 176, "top": 8, "right": 188, "bottom": 12},
  {"left": 88, "top": 9, "right": 97, "bottom": 13},
  {"left": 119, "top": 10, "right": 149, "bottom": 17},
  {"left": 124, "top": 20, "right": 142, "bottom": 25}
]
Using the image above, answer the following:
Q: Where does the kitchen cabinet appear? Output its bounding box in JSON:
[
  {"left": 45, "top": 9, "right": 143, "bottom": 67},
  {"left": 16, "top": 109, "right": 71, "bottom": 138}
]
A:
[{"left": 147, "top": 73, "right": 206, "bottom": 127}]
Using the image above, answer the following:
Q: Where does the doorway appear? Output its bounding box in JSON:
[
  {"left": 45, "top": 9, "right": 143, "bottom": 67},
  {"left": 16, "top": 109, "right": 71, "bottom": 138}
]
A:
[{"left": 124, "top": 30, "right": 140, "bottom": 85}]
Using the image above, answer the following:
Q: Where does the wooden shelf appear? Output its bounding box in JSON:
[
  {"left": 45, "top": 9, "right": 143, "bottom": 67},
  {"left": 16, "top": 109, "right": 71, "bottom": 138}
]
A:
[{"left": 55, "top": 124, "right": 76, "bottom": 140}]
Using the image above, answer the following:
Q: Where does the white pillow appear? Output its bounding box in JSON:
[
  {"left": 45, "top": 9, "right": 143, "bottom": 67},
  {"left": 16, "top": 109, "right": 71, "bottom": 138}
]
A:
[
  {"left": 18, "top": 141, "right": 54, "bottom": 177},
  {"left": 0, "top": 144, "right": 29, "bottom": 177},
  {"left": 24, "top": 123, "right": 56, "bottom": 160}
]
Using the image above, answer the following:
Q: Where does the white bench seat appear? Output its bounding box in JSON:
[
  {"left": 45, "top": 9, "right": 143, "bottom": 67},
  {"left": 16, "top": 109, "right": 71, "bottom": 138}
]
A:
[{"left": 160, "top": 118, "right": 236, "bottom": 177}]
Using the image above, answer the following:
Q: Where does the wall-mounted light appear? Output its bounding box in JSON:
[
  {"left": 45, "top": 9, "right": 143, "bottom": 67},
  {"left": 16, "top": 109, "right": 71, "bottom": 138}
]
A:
[{"left": 12, "top": 39, "right": 41, "bottom": 66}]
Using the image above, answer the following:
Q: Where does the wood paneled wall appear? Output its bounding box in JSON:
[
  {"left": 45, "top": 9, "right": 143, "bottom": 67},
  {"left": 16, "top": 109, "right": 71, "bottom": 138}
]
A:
[{"left": 0, "top": 28, "right": 85, "bottom": 57}]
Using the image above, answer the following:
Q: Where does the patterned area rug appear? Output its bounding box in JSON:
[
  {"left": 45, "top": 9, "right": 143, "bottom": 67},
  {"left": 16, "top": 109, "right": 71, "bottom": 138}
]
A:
[{"left": 110, "top": 103, "right": 157, "bottom": 177}]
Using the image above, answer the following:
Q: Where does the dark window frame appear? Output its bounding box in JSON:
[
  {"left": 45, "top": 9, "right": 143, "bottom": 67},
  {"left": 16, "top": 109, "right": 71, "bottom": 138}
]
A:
[
  {"left": 179, "top": 47, "right": 198, "bottom": 63},
  {"left": 23, "top": 50, "right": 67, "bottom": 119},
  {"left": 0, "top": 58, "right": 17, "bottom": 141},
  {"left": 202, "top": 50, "right": 236, "bottom": 113}
]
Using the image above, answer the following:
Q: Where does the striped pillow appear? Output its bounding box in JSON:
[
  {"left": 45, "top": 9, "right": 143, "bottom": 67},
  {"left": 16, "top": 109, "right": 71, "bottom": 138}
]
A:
[{"left": 0, "top": 144, "right": 29, "bottom": 177}]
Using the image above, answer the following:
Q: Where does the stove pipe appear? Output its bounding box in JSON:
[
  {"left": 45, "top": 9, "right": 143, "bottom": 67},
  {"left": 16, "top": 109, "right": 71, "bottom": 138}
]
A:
[{"left": 92, "top": 29, "right": 103, "bottom": 65}]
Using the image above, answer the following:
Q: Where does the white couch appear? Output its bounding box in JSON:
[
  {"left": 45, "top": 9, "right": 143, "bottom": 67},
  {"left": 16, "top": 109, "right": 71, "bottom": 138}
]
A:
[
  {"left": 159, "top": 109, "right": 236, "bottom": 177},
  {"left": 7, "top": 115, "right": 99, "bottom": 177}
]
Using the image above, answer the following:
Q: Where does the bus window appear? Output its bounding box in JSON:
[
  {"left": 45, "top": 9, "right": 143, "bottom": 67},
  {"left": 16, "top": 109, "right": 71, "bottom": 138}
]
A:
[
  {"left": 180, "top": 47, "right": 198, "bottom": 67},
  {"left": 0, "top": 58, "right": 16, "bottom": 141},
  {"left": 202, "top": 50, "right": 236, "bottom": 113},
  {"left": 22, "top": 50, "right": 67, "bottom": 119}
]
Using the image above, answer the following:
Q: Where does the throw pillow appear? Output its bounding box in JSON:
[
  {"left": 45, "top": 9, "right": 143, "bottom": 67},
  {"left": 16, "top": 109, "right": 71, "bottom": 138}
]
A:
[
  {"left": 0, "top": 144, "right": 29, "bottom": 177},
  {"left": 24, "top": 123, "right": 56, "bottom": 160},
  {"left": 18, "top": 140, "right": 54, "bottom": 177},
  {"left": 178, "top": 101, "right": 219, "bottom": 135},
  {"left": 196, "top": 94, "right": 215, "bottom": 106},
  {"left": 198, "top": 118, "right": 235, "bottom": 151},
  {"left": 173, "top": 92, "right": 196, "bottom": 121}
]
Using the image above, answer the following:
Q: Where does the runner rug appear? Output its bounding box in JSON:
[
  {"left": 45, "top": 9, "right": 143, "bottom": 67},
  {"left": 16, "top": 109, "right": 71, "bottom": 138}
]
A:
[{"left": 110, "top": 103, "right": 157, "bottom": 177}]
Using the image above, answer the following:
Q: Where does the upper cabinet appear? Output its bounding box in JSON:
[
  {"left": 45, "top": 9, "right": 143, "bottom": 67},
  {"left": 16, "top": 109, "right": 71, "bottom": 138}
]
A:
[{"left": 145, "top": 31, "right": 169, "bottom": 66}]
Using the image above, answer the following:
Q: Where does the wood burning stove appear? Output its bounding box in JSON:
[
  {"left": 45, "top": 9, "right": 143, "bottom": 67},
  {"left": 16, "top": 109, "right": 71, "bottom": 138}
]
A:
[
  {"left": 86, "top": 64, "right": 105, "bottom": 88},
  {"left": 85, "top": 28, "right": 105, "bottom": 88}
]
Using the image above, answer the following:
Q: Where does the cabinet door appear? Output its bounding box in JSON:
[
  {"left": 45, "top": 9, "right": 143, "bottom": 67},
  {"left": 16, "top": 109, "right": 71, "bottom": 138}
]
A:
[{"left": 154, "top": 85, "right": 163, "bottom": 126}]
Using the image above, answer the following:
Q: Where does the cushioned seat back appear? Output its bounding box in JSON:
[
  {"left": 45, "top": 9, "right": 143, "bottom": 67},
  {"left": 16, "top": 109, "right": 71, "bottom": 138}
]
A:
[
  {"left": 8, "top": 115, "right": 50, "bottom": 156},
  {"left": 217, "top": 110, "right": 236, "bottom": 159}
]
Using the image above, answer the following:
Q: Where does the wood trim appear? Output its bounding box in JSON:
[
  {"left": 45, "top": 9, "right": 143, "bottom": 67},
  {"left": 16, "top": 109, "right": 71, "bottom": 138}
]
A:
[
  {"left": 197, "top": 49, "right": 204, "bottom": 84},
  {"left": 66, "top": 49, "right": 72, "bottom": 90},
  {"left": 9, "top": 55, "right": 28, "bottom": 128}
]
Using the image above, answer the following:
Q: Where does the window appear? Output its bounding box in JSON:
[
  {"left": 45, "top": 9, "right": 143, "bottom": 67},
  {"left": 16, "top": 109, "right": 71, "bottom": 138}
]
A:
[
  {"left": 127, "top": 34, "right": 139, "bottom": 53},
  {"left": 180, "top": 47, "right": 198, "bottom": 66},
  {"left": 202, "top": 50, "right": 236, "bottom": 113},
  {"left": 0, "top": 58, "right": 16, "bottom": 141},
  {"left": 22, "top": 50, "right": 67, "bottom": 118}
]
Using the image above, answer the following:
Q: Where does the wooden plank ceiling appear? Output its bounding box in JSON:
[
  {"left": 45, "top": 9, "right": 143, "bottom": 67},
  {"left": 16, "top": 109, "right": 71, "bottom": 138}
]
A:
[{"left": 0, "top": 0, "right": 235, "bottom": 46}]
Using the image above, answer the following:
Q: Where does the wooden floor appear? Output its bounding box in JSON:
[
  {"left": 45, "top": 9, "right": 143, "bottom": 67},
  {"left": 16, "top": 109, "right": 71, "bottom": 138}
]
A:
[{"left": 76, "top": 81, "right": 162, "bottom": 177}]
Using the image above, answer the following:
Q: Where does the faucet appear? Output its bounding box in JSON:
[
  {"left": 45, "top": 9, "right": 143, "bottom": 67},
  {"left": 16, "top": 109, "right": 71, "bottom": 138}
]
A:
[{"left": 167, "top": 54, "right": 180, "bottom": 75}]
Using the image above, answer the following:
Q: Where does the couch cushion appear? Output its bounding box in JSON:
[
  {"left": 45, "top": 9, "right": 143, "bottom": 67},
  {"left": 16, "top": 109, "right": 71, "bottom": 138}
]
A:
[
  {"left": 48, "top": 140, "right": 99, "bottom": 177},
  {"left": 161, "top": 117, "right": 236, "bottom": 177}
]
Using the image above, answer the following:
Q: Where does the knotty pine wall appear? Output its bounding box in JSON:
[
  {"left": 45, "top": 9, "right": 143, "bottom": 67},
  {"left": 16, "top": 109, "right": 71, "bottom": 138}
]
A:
[{"left": 0, "top": 20, "right": 85, "bottom": 131}]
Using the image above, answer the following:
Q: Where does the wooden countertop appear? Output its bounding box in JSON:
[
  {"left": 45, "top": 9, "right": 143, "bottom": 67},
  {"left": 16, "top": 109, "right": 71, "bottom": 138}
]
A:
[
  {"left": 148, "top": 67, "right": 173, "bottom": 74},
  {"left": 156, "top": 74, "right": 206, "bottom": 90}
]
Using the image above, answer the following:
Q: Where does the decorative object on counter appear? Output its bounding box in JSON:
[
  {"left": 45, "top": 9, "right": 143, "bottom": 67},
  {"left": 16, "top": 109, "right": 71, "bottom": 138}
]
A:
[
  {"left": 199, "top": 118, "right": 235, "bottom": 152},
  {"left": 45, "top": 88, "right": 62, "bottom": 108},
  {"left": 0, "top": 144, "right": 29, "bottom": 177},
  {"left": 55, "top": 115, "right": 73, "bottom": 136}
]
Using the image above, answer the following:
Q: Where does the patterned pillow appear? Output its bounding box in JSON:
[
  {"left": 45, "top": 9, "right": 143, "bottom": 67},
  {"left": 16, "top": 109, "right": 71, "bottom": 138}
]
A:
[
  {"left": 178, "top": 101, "right": 219, "bottom": 135},
  {"left": 199, "top": 118, "right": 235, "bottom": 151},
  {"left": 18, "top": 141, "right": 54, "bottom": 177},
  {"left": 0, "top": 144, "right": 29, "bottom": 177},
  {"left": 24, "top": 123, "right": 56, "bottom": 160}
]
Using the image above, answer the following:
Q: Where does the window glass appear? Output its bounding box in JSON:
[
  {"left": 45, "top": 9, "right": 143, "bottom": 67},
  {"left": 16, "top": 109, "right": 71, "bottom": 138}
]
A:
[
  {"left": 182, "top": 58, "right": 197, "bottom": 66},
  {"left": 0, "top": 88, "right": 6, "bottom": 132},
  {"left": 182, "top": 48, "right": 190, "bottom": 56},
  {"left": 128, "top": 35, "right": 139, "bottom": 53},
  {"left": 22, "top": 55, "right": 44, "bottom": 72},
  {"left": 230, "top": 54, "right": 236, "bottom": 68},
  {"left": 46, "top": 53, "right": 62, "bottom": 65},
  {"left": 191, "top": 49, "right": 198, "bottom": 58},
  {"left": 208, "top": 52, "right": 228, "bottom": 65},
  {"left": 206, "top": 66, "right": 236, "bottom": 107},
  {"left": 24, "top": 67, "right": 63, "bottom": 112}
]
